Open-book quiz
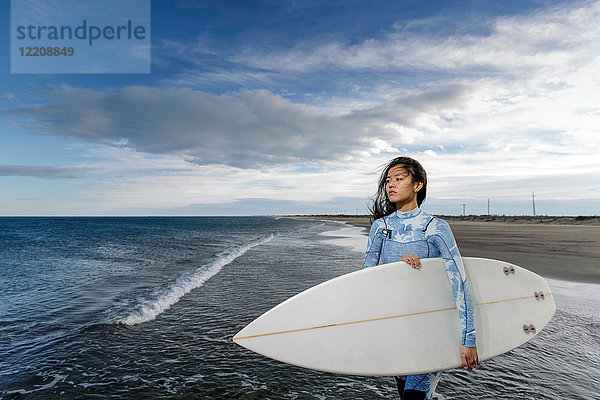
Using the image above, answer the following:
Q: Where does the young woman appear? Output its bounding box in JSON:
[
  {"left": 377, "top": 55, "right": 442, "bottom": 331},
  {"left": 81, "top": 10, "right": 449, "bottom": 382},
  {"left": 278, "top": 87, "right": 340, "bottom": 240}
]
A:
[{"left": 362, "top": 156, "right": 478, "bottom": 400}]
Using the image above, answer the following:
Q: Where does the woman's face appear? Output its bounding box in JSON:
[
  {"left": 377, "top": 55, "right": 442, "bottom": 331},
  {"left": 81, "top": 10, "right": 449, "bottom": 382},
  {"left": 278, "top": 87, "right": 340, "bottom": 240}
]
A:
[{"left": 385, "top": 164, "right": 422, "bottom": 209}]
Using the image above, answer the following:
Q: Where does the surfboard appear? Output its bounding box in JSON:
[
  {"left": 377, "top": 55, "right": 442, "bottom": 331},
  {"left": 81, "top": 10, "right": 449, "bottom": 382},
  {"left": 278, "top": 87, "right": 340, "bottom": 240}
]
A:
[{"left": 233, "top": 257, "right": 556, "bottom": 376}]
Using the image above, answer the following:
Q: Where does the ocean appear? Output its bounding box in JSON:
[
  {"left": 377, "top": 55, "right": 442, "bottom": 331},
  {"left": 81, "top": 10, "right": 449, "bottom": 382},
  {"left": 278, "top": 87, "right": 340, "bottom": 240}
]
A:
[{"left": 1, "top": 217, "right": 599, "bottom": 399}]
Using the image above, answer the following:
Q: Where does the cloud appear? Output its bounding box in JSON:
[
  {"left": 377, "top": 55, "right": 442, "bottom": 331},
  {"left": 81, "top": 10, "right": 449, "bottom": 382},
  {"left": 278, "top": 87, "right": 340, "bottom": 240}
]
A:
[
  {"left": 7, "top": 84, "right": 471, "bottom": 168},
  {"left": 74, "top": 154, "right": 378, "bottom": 210},
  {"left": 127, "top": 0, "right": 600, "bottom": 175},
  {"left": 2, "top": 93, "right": 17, "bottom": 102},
  {"left": 231, "top": 1, "right": 600, "bottom": 75},
  {"left": 0, "top": 164, "right": 94, "bottom": 179},
  {"left": 154, "top": 0, "right": 600, "bottom": 107},
  {"left": 4, "top": 1, "right": 600, "bottom": 216},
  {"left": 102, "top": 197, "right": 369, "bottom": 216}
]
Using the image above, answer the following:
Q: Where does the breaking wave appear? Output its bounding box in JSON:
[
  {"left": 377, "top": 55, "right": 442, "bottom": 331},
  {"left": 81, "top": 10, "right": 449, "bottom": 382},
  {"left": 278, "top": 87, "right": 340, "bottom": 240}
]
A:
[{"left": 117, "top": 234, "right": 274, "bottom": 325}]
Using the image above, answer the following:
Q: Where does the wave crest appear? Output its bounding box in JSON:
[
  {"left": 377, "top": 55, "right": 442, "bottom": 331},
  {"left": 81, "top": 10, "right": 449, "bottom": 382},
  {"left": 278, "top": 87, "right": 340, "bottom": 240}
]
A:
[{"left": 117, "top": 234, "right": 274, "bottom": 325}]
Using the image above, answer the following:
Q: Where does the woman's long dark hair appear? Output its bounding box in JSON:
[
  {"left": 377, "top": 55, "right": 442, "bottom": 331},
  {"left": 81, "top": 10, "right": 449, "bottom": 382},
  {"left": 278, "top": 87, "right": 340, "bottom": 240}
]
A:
[{"left": 369, "top": 156, "right": 427, "bottom": 222}]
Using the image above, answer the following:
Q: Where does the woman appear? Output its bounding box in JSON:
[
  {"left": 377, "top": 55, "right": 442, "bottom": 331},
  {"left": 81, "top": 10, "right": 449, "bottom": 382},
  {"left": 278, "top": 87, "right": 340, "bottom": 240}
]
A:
[{"left": 362, "top": 156, "right": 478, "bottom": 400}]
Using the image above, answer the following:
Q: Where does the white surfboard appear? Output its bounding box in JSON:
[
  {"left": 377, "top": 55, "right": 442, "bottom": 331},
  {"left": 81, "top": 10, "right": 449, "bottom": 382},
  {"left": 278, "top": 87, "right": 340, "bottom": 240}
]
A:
[{"left": 233, "top": 257, "right": 556, "bottom": 376}]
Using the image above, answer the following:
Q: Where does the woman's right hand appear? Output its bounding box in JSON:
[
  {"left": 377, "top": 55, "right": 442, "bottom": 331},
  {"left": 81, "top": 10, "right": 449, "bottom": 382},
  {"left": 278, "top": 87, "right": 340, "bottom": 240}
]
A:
[
  {"left": 460, "top": 345, "right": 479, "bottom": 370},
  {"left": 400, "top": 254, "right": 421, "bottom": 269}
]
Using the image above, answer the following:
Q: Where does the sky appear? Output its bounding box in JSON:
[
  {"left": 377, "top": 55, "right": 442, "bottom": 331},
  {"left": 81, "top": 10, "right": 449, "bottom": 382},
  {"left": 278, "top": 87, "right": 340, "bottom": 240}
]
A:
[{"left": 1, "top": 0, "right": 599, "bottom": 216}]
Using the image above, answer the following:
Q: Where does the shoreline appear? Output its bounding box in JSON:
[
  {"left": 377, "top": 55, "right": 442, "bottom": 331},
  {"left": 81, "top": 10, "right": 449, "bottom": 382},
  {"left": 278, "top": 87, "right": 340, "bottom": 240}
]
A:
[
  {"left": 291, "top": 215, "right": 600, "bottom": 285},
  {"left": 286, "top": 214, "right": 600, "bottom": 226}
]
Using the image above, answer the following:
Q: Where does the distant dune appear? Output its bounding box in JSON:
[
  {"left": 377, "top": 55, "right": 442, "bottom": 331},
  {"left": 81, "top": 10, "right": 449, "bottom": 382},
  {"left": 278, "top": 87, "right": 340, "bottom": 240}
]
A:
[{"left": 286, "top": 214, "right": 600, "bottom": 227}]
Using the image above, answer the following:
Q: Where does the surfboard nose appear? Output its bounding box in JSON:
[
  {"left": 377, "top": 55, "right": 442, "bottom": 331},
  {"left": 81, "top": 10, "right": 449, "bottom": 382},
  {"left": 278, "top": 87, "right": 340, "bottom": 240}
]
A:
[{"left": 232, "top": 328, "right": 245, "bottom": 343}]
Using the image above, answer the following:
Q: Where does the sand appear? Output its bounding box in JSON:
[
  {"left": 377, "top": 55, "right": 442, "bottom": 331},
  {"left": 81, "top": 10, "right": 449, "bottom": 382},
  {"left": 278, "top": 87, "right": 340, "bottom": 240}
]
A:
[{"left": 289, "top": 215, "right": 600, "bottom": 284}]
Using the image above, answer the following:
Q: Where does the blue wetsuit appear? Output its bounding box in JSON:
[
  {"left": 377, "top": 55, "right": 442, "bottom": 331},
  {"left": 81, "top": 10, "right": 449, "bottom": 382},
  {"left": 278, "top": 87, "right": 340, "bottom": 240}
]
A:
[{"left": 362, "top": 207, "right": 476, "bottom": 400}]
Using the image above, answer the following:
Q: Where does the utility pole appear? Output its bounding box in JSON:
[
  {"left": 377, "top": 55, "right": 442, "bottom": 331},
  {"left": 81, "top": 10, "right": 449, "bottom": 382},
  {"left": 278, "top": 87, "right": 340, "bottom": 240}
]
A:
[
  {"left": 487, "top": 198, "right": 490, "bottom": 216},
  {"left": 462, "top": 203, "right": 467, "bottom": 216},
  {"left": 532, "top": 192, "right": 536, "bottom": 217}
]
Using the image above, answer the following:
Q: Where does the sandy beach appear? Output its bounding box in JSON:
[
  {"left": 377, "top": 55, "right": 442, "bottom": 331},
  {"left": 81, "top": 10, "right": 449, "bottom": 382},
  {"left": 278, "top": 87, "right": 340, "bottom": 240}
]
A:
[{"left": 290, "top": 215, "right": 600, "bottom": 284}]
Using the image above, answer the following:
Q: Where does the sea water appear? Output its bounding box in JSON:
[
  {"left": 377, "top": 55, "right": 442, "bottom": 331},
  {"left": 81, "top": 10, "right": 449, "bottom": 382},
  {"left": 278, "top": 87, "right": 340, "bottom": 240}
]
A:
[{"left": 0, "top": 217, "right": 599, "bottom": 399}]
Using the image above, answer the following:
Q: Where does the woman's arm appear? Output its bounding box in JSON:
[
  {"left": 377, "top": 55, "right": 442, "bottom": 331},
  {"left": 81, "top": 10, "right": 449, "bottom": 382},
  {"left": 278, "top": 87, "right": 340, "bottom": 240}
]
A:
[
  {"left": 426, "top": 219, "right": 477, "bottom": 349},
  {"left": 361, "top": 219, "right": 384, "bottom": 269}
]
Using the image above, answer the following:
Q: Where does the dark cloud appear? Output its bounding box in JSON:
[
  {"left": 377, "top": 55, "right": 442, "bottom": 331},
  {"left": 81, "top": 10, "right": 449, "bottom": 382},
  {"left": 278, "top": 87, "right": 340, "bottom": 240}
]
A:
[
  {"left": 0, "top": 164, "right": 94, "bottom": 179},
  {"left": 7, "top": 84, "right": 470, "bottom": 168}
]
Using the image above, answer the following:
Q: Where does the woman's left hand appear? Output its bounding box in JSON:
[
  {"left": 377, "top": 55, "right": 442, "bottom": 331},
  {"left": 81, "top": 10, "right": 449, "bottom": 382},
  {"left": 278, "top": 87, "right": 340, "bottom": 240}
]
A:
[
  {"left": 400, "top": 254, "right": 421, "bottom": 269},
  {"left": 460, "top": 345, "right": 479, "bottom": 370}
]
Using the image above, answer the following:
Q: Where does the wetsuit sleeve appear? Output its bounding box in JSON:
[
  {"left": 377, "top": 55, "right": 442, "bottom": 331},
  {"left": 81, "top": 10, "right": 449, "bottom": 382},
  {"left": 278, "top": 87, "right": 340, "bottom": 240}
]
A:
[
  {"left": 426, "top": 219, "right": 477, "bottom": 347},
  {"left": 362, "top": 220, "right": 384, "bottom": 269}
]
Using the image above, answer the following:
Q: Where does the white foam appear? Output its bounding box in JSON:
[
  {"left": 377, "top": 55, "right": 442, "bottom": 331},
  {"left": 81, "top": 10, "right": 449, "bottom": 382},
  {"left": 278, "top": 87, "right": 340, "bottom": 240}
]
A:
[
  {"left": 3, "top": 374, "right": 67, "bottom": 395},
  {"left": 319, "top": 223, "right": 368, "bottom": 253},
  {"left": 117, "top": 234, "right": 274, "bottom": 326},
  {"left": 546, "top": 277, "right": 600, "bottom": 319}
]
